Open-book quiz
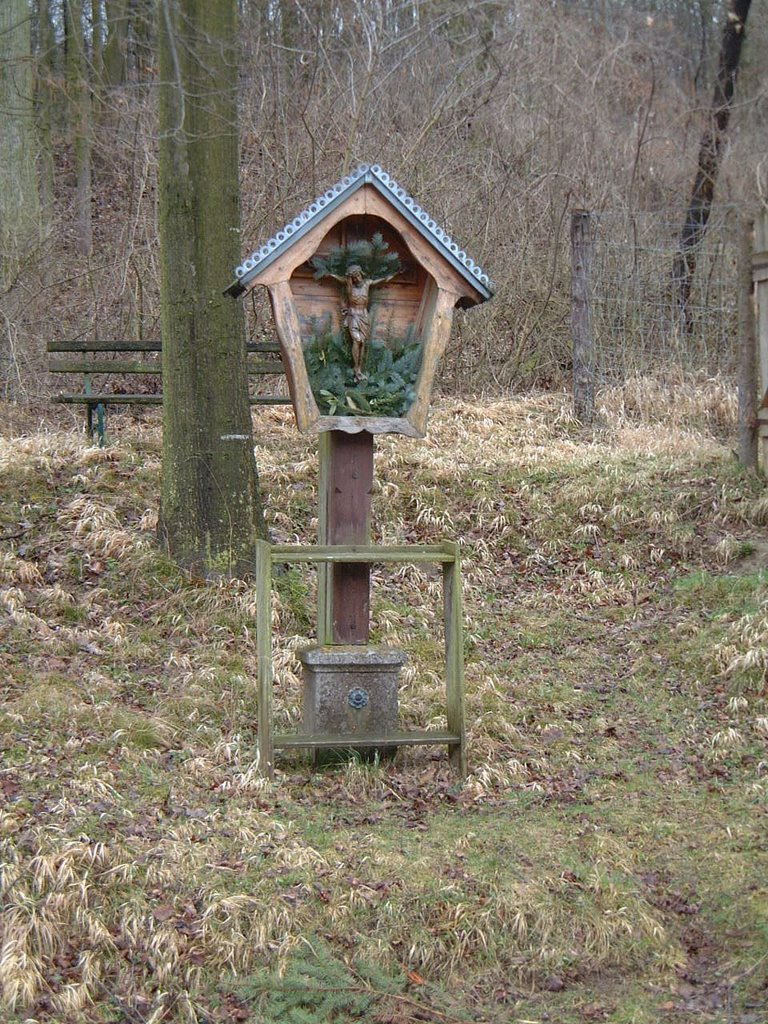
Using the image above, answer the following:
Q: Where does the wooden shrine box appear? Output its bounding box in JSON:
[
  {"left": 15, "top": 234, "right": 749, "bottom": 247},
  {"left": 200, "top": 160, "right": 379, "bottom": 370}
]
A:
[{"left": 227, "top": 165, "right": 494, "bottom": 437}]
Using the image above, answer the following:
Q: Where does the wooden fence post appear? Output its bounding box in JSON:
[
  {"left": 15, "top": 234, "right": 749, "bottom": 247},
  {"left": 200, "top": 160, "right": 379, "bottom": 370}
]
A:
[
  {"left": 754, "top": 211, "right": 768, "bottom": 469},
  {"left": 571, "top": 210, "right": 595, "bottom": 425},
  {"left": 738, "top": 217, "right": 757, "bottom": 469}
]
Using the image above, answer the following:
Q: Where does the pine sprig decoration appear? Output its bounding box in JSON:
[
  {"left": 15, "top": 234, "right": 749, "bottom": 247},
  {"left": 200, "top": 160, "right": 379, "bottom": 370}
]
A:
[
  {"left": 303, "top": 317, "right": 421, "bottom": 418},
  {"left": 311, "top": 232, "right": 402, "bottom": 281}
]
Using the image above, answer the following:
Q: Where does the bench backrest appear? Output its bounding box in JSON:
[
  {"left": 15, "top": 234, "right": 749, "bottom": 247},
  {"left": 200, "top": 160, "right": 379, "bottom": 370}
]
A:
[{"left": 47, "top": 339, "right": 291, "bottom": 411}]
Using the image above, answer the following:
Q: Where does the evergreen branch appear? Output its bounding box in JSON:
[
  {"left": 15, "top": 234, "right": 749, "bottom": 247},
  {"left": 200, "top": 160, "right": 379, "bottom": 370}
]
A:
[
  {"left": 349, "top": 962, "right": 479, "bottom": 1023},
  {"left": 311, "top": 235, "right": 402, "bottom": 282},
  {"left": 252, "top": 977, "right": 475, "bottom": 1023}
]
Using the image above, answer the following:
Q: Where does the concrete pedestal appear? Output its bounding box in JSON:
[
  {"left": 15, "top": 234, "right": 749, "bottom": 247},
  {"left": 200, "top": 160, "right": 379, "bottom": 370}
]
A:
[{"left": 298, "top": 645, "right": 406, "bottom": 740}]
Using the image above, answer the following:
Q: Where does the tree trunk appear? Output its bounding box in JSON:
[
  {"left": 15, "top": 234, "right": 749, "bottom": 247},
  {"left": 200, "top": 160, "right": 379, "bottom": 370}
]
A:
[
  {"left": 35, "top": 0, "right": 57, "bottom": 240},
  {"left": 0, "top": 0, "right": 41, "bottom": 290},
  {"left": 130, "top": 0, "right": 155, "bottom": 82},
  {"left": 672, "top": 0, "right": 752, "bottom": 330},
  {"left": 90, "top": 0, "right": 105, "bottom": 84},
  {"left": 158, "top": 0, "right": 266, "bottom": 577},
  {"left": 103, "top": 0, "right": 128, "bottom": 87},
  {"left": 65, "top": 0, "right": 93, "bottom": 256}
]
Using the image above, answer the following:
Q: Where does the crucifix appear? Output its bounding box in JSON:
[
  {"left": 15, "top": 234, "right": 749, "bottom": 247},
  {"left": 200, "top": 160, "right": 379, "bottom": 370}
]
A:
[{"left": 316, "top": 263, "right": 398, "bottom": 380}]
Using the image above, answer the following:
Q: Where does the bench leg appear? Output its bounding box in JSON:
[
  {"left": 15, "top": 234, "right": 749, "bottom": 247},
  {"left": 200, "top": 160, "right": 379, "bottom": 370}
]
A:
[
  {"left": 86, "top": 402, "right": 105, "bottom": 446},
  {"left": 96, "top": 403, "right": 105, "bottom": 446}
]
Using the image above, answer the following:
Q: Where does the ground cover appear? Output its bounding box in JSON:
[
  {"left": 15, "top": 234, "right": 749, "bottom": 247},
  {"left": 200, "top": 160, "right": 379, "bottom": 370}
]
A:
[{"left": 1, "top": 383, "right": 766, "bottom": 1023}]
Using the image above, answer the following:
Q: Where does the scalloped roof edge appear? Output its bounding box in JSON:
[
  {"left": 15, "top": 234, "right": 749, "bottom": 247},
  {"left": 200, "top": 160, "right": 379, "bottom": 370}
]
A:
[{"left": 227, "top": 164, "right": 495, "bottom": 300}]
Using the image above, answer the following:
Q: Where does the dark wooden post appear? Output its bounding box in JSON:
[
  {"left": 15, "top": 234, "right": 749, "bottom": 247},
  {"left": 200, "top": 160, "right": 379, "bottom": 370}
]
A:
[
  {"left": 317, "top": 431, "right": 374, "bottom": 644},
  {"left": 570, "top": 210, "right": 595, "bottom": 425},
  {"left": 738, "top": 217, "right": 757, "bottom": 469},
  {"left": 754, "top": 211, "right": 768, "bottom": 470}
]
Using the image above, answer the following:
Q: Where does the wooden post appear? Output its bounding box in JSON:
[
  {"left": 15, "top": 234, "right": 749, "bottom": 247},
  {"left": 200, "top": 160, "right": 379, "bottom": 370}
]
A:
[
  {"left": 317, "top": 431, "right": 374, "bottom": 644},
  {"left": 738, "top": 218, "right": 758, "bottom": 469},
  {"left": 571, "top": 210, "right": 595, "bottom": 425},
  {"left": 754, "top": 211, "right": 768, "bottom": 470},
  {"left": 255, "top": 540, "right": 274, "bottom": 780},
  {"left": 442, "top": 541, "right": 466, "bottom": 777}
]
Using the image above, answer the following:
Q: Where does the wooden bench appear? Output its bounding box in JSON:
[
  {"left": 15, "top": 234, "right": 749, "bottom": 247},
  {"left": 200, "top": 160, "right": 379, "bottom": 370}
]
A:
[{"left": 47, "top": 338, "right": 291, "bottom": 444}]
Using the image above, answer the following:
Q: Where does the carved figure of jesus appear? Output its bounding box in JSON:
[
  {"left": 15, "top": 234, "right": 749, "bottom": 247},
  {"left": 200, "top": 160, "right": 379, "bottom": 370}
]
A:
[{"left": 325, "top": 264, "right": 397, "bottom": 379}]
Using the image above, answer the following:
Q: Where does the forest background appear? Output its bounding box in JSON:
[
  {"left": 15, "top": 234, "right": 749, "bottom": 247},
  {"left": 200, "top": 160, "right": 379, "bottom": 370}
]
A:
[{"left": 1, "top": 0, "right": 766, "bottom": 404}]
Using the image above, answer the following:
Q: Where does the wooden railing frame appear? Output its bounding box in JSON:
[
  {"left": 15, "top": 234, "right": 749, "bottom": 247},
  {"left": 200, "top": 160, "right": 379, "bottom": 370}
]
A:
[{"left": 255, "top": 540, "right": 466, "bottom": 781}]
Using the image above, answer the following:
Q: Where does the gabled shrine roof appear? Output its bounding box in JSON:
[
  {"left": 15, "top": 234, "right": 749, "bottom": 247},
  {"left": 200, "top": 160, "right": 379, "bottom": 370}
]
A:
[{"left": 228, "top": 164, "right": 495, "bottom": 300}]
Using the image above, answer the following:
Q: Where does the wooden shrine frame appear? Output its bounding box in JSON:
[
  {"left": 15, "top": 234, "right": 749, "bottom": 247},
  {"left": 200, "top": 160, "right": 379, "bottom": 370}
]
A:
[{"left": 254, "top": 540, "right": 466, "bottom": 780}]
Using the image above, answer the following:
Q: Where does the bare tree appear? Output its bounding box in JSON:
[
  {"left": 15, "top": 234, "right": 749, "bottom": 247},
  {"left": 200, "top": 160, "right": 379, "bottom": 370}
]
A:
[
  {"left": 64, "top": 0, "right": 93, "bottom": 256},
  {"left": 672, "top": 0, "right": 752, "bottom": 330},
  {"left": 0, "top": 0, "right": 41, "bottom": 290}
]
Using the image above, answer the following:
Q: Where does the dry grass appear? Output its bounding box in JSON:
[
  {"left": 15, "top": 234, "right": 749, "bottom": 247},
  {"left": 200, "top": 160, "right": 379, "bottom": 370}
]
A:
[
  {"left": 1, "top": 389, "right": 767, "bottom": 1023},
  {"left": 599, "top": 374, "right": 738, "bottom": 440}
]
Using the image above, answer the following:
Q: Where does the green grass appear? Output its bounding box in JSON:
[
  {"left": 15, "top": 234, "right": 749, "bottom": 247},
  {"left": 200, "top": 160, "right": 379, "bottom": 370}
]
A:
[{"left": 1, "top": 394, "right": 767, "bottom": 1023}]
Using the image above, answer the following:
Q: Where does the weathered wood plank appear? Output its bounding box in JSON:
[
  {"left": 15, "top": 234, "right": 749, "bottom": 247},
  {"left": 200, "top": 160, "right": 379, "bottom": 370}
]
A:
[
  {"left": 407, "top": 284, "right": 458, "bottom": 435},
  {"left": 255, "top": 540, "right": 274, "bottom": 780},
  {"left": 246, "top": 342, "right": 282, "bottom": 353},
  {"left": 306, "top": 414, "right": 421, "bottom": 438},
  {"left": 269, "top": 543, "right": 458, "bottom": 564},
  {"left": 55, "top": 393, "right": 291, "bottom": 405},
  {"left": 50, "top": 359, "right": 161, "bottom": 375},
  {"left": 57, "top": 394, "right": 164, "bottom": 404},
  {"left": 48, "top": 340, "right": 163, "bottom": 352},
  {"left": 316, "top": 433, "right": 333, "bottom": 645},
  {"left": 47, "top": 339, "right": 280, "bottom": 353},
  {"left": 267, "top": 279, "right": 317, "bottom": 426},
  {"left": 50, "top": 359, "right": 283, "bottom": 375},
  {"left": 443, "top": 540, "right": 466, "bottom": 778},
  {"left": 318, "top": 431, "right": 374, "bottom": 644},
  {"left": 274, "top": 729, "right": 461, "bottom": 749}
]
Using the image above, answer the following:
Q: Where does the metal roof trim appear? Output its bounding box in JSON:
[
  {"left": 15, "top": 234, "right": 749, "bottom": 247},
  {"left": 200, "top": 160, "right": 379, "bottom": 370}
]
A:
[{"left": 230, "top": 164, "right": 495, "bottom": 300}]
